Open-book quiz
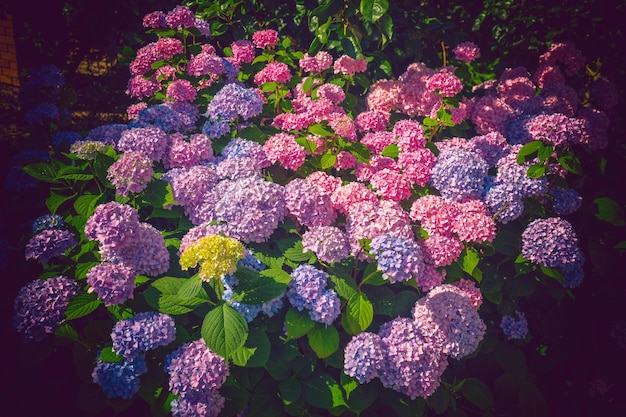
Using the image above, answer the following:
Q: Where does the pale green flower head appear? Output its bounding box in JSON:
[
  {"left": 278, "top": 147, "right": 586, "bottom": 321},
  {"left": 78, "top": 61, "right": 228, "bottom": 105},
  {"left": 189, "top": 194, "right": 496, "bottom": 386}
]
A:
[{"left": 179, "top": 235, "right": 246, "bottom": 281}]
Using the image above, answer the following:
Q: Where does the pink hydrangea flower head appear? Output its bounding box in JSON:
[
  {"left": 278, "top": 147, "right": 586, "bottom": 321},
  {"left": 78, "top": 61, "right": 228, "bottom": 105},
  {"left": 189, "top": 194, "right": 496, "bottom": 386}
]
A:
[
  {"left": 126, "top": 75, "right": 160, "bottom": 99},
  {"left": 393, "top": 119, "right": 426, "bottom": 152},
  {"left": 333, "top": 55, "right": 367, "bottom": 76},
  {"left": 334, "top": 151, "right": 358, "bottom": 170},
  {"left": 360, "top": 130, "right": 396, "bottom": 154},
  {"left": 305, "top": 171, "right": 342, "bottom": 195},
  {"left": 454, "top": 199, "right": 496, "bottom": 243},
  {"left": 86, "top": 263, "right": 135, "bottom": 306},
  {"left": 252, "top": 29, "right": 279, "bottom": 49},
  {"left": 142, "top": 11, "right": 166, "bottom": 29},
  {"left": 299, "top": 51, "right": 333, "bottom": 73},
  {"left": 107, "top": 151, "right": 154, "bottom": 196},
  {"left": 471, "top": 95, "right": 517, "bottom": 134},
  {"left": 366, "top": 79, "right": 402, "bottom": 114},
  {"left": 155, "top": 37, "right": 183, "bottom": 60},
  {"left": 187, "top": 53, "right": 225, "bottom": 78},
  {"left": 166, "top": 79, "right": 197, "bottom": 103},
  {"left": 316, "top": 83, "right": 345, "bottom": 104},
  {"left": 370, "top": 168, "right": 412, "bottom": 202},
  {"left": 426, "top": 66, "right": 463, "bottom": 97},
  {"left": 453, "top": 41, "right": 481, "bottom": 62},
  {"left": 328, "top": 113, "right": 357, "bottom": 140},
  {"left": 230, "top": 40, "right": 256, "bottom": 66},
  {"left": 588, "top": 76, "right": 619, "bottom": 110},
  {"left": 453, "top": 279, "right": 483, "bottom": 309},
  {"left": 539, "top": 41, "right": 585, "bottom": 76},
  {"left": 421, "top": 233, "right": 464, "bottom": 267},
  {"left": 398, "top": 148, "right": 436, "bottom": 186},
  {"left": 354, "top": 155, "right": 398, "bottom": 183},
  {"left": 398, "top": 62, "right": 441, "bottom": 117},
  {"left": 165, "top": 5, "right": 196, "bottom": 29},
  {"left": 126, "top": 102, "right": 148, "bottom": 120},
  {"left": 331, "top": 182, "right": 378, "bottom": 215},
  {"left": 253, "top": 61, "right": 292, "bottom": 85},
  {"left": 285, "top": 179, "right": 337, "bottom": 227},
  {"left": 263, "top": 132, "right": 307, "bottom": 171},
  {"left": 302, "top": 226, "right": 350, "bottom": 263},
  {"left": 355, "top": 110, "right": 389, "bottom": 132}
]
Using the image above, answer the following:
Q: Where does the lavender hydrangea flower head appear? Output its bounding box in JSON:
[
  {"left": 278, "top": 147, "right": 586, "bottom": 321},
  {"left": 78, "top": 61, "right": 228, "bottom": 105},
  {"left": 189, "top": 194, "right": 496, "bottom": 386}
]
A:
[
  {"left": 86, "top": 263, "right": 136, "bottom": 306},
  {"left": 301, "top": 225, "right": 350, "bottom": 264},
  {"left": 378, "top": 317, "right": 448, "bottom": 399},
  {"left": 521, "top": 217, "right": 583, "bottom": 269},
  {"left": 107, "top": 151, "right": 154, "bottom": 196},
  {"left": 111, "top": 312, "right": 176, "bottom": 359},
  {"left": 549, "top": 187, "right": 582, "bottom": 215},
  {"left": 500, "top": 311, "right": 529, "bottom": 340},
  {"left": 287, "top": 264, "right": 328, "bottom": 312},
  {"left": 220, "top": 137, "right": 271, "bottom": 168},
  {"left": 117, "top": 126, "right": 169, "bottom": 162},
  {"left": 85, "top": 123, "right": 127, "bottom": 146},
  {"left": 412, "top": 284, "right": 487, "bottom": 359},
  {"left": 285, "top": 179, "right": 337, "bottom": 227},
  {"left": 308, "top": 288, "right": 341, "bottom": 325},
  {"left": 204, "top": 83, "right": 263, "bottom": 122},
  {"left": 24, "top": 229, "right": 76, "bottom": 264},
  {"left": 130, "top": 102, "right": 199, "bottom": 133},
  {"left": 92, "top": 354, "right": 148, "bottom": 399},
  {"left": 343, "top": 332, "right": 385, "bottom": 383},
  {"left": 85, "top": 202, "right": 140, "bottom": 249},
  {"left": 369, "top": 233, "right": 425, "bottom": 284},
  {"left": 430, "top": 147, "right": 488, "bottom": 202},
  {"left": 99, "top": 222, "right": 170, "bottom": 277},
  {"left": 12, "top": 276, "right": 78, "bottom": 342},
  {"left": 170, "top": 388, "right": 226, "bottom": 417}
]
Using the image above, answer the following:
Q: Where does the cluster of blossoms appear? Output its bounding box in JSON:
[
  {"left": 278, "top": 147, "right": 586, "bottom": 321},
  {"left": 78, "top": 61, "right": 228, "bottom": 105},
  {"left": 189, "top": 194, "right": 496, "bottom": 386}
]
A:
[
  {"left": 500, "top": 311, "right": 529, "bottom": 340},
  {"left": 24, "top": 228, "right": 76, "bottom": 264},
  {"left": 110, "top": 311, "right": 177, "bottom": 359},
  {"left": 31, "top": 214, "right": 64, "bottom": 233},
  {"left": 92, "top": 354, "right": 148, "bottom": 399},
  {"left": 344, "top": 285, "right": 485, "bottom": 398},
  {"left": 286, "top": 265, "right": 341, "bottom": 325},
  {"left": 85, "top": 202, "right": 169, "bottom": 304},
  {"left": 179, "top": 235, "right": 246, "bottom": 281},
  {"left": 12, "top": 276, "right": 78, "bottom": 342},
  {"left": 165, "top": 340, "right": 230, "bottom": 417}
]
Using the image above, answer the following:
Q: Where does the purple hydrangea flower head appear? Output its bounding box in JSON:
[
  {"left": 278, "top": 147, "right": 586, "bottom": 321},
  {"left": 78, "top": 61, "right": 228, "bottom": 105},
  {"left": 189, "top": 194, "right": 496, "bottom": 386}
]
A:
[
  {"left": 287, "top": 264, "right": 329, "bottom": 311},
  {"left": 107, "top": 151, "right": 154, "bottom": 196},
  {"left": 85, "top": 123, "right": 127, "bottom": 146},
  {"left": 170, "top": 389, "right": 225, "bottom": 417},
  {"left": 165, "top": 339, "right": 229, "bottom": 395},
  {"left": 343, "top": 332, "right": 385, "bottom": 383},
  {"left": 202, "top": 118, "right": 232, "bottom": 138},
  {"left": 130, "top": 102, "right": 199, "bottom": 133},
  {"left": 92, "top": 353, "right": 148, "bottom": 399},
  {"left": 412, "top": 284, "right": 486, "bottom": 359},
  {"left": 86, "top": 263, "right": 136, "bottom": 306},
  {"left": 24, "top": 229, "right": 76, "bottom": 264},
  {"left": 515, "top": 113, "right": 586, "bottom": 147},
  {"left": 85, "top": 202, "right": 140, "bottom": 249},
  {"left": 378, "top": 317, "right": 448, "bottom": 399},
  {"left": 500, "top": 311, "right": 529, "bottom": 340},
  {"left": 12, "top": 276, "right": 78, "bottom": 342},
  {"left": 285, "top": 179, "right": 336, "bottom": 227},
  {"left": 215, "top": 157, "right": 261, "bottom": 180},
  {"left": 549, "top": 187, "right": 582, "bottom": 215},
  {"left": 21, "top": 64, "right": 64, "bottom": 91},
  {"left": 521, "top": 217, "right": 583, "bottom": 269},
  {"left": 100, "top": 222, "right": 170, "bottom": 277},
  {"left": 221, "top": 137, "right": 271, "bottom": 168},
  {"left": 369, "top": 233, "right": 425, "bottom": 284},
  {"left": 301, "top": 225, "right": 350, "bottom": 264},
  {"left": 112, "top": 311, "right": 176, "bottom": 359},
  {"left": 117, "top": 126, "right": 169, "bottom": 162},
  {"left": 430, "top": 147, "right": 488, "bottom": 202},
  {"left": 560, "top": 253, "right": 585, "bottom": 288},
  {"left": 204, "top": 83, "right": 263, "bottom": 122},
  {"left": 208, "top": 176, "right": 286, "bottom": 243},
  {"left": 163, "top": 165, "right": 219, "bottom": 211},
  {"left": 31, "top": 214, "right": 64, "bottom": 233},
  {"left": 453, "top": 41, "right": 481, "bottom": 62},
  {"left": 308, "top": 288, "right": 341, "bottom": 325},
  {"left": 165, "top": 5, "right": 195, "bottom": 29}
]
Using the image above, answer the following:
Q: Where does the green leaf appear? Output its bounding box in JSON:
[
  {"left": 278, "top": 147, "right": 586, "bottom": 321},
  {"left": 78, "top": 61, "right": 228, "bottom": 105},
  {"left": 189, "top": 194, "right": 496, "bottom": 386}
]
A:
[
  {"left": 74, "top": 193, "right": 102, "bottom": 217},
  {"left": 302, "top": 372, "right": 347, "bottom": 409},
  {"left": 234, "top": 267, "right": 287, "bottom": 304},
  {"left": 279, "top": 379, "right": 302, "bottom": 405},
  {"left": 422, "top": 117, "right": 439, "bottom": 127},
  {"left": 144, "top": 277, "right": 210, "bottom": 315},
  {"left": 360, "top": 0, "right": 389, "bottom": 23},
  {"left": 46, "top": 191, "right": 77, "bottom": 214},
  {"left": 284, "top": 241, "right": 316, "bottom": 262},
  {"left": 259, "top": 268, "right": 292, "bottom": 284},
  {"left": 75, "top": 261, "right": 100, "bottom": 279},
  {"left": 295, "top": 136, "right": 317, "bottom": 154},
  {"left": 55, "top": 323, "right": 80, "bottom": 343},
  {"left": 345, "top": 142, "right": 370, "bottom": 163},
  {"left": 302, "top": 76, "right": 315, "bottom": 92},
  {"left": 461, "top": 378, "right": 494, "bottom": 411},
  {"left": 285, "top": 308, "right": 315, "bottom": 339},
  {"left": 340, "top": 37, "right": 357, "bottom": 58},
  {"left": 346, "top": 291, "right": 373, "bottom": 332},
  {"left": 537, "top": 143, "right": 554, "bottom": 162},
  {"left": 460, "top": 247, "right": 480, "bottom": 277},
  {"left": 231, "top": 346, "right": 257, "bottom": 367},
  {"left": 493, "top": 229, "right": 520, "bottom": 256},
  {"left": 526, "top": 163, "right": 547, "bottom": 178},
  {"left": 594, "top": 197, "right": 625, "bottom": 226},
  {"left": 99, "top": 346, "right": 124, "bottom": 363},
  {"left": 56, "top": 173, "right": 94, "bottom": 181},
  {"left": 320, "top": 153, "right": 337, "bottom": 170},
  {"left": 516, "top": 141, "right": 542, "bottom": 163},
  {"left": 558, "top": 152, "right": 581, "bottom": 174},
  {"left": 494, "top": 342, "right": 527, "bottom": 374},
  {"left": 177, "top": 275, "right": 203, "bottom": 299},
  {"left": 201, "top": 303, "right": 248, "bottom": 359},
  {"left": 242, "top": 328, "right": 271, "bottom": 368},
  {"left": 381, "top": 143, "right": 399, "bottom": 158},
  {"left": 308, "top": 123, "right": 334, "bottom": 137},
  {"left": 65, "top": 292, "right": 102, "bottom": 320},
  {"left": 328, "top": 274, "right": 358, "bottom": 300},
  {"left": 22, "top": 162, "right": 59, "bottom": 183},
  {"left": 308, "top": 324, "right": 339, "bottom": 358},
  {"left": 238, "top": 125, "right": 265, "bottom": 143}
]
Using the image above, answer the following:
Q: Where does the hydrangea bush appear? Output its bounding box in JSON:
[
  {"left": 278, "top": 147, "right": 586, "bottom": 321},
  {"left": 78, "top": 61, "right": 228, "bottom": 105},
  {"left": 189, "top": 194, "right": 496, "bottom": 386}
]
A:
[{"left": 12, "top": 2, "right": 618, "bottom": 417}]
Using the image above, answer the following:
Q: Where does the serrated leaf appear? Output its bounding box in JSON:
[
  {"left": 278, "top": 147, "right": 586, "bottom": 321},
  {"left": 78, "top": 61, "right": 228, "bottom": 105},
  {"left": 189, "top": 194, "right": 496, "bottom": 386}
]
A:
[
  {"left": 177, "top": 275, "right": 203, "bottom": 299},
  {"left": 347, "top": 291, "right": 373, "bottom": 332},
  {"left": 308, "top": 123, "right": 334, "bottom": 137},
  {"left": 46, "top": 191, "right": 77, "bottom": 214},
  {"left": 74, "top": 193, "right": 102, "bottom": 216},
  {"left": 75, "top": 261, "right": 100, "bottom": 279},
  {"left": 320, "top": 153, "right": 336, "bottom": 170},
  {"left": 231, "top": 345, "right": 257, "bottom": 367},
  {"left": 55, "top": 323, "right": 80, "bottom": 342},
  {"left": 516, "top": 140, "right": 542, "bottom": 163},
  {"left": 56, "top": 173, "right": 94, "bottom": 181},
  {"left": 381, "top": 143, "right": 399, "bottom": 158},
  {"left": 302, "top": 372, "right": 347, "bottom": 409},
  {"left": 201, "top": 303, "right": 248, "bottom": 359},
  {"left": 285, "top": 308, "right": 315, "bottom": 339},
  {"left": 259, "top": 268, "right": 292, "bottom": 285},
  {"left": 307, "top": 324, "right": 339, "bottom": 358},
  {"left": 360, "top": 0, "right": 389, "bottom": 23},
  {"left": 328, "top": 274, "right": 358, "bottom": 300},
  {"left": 345, "top": 142, "right": 370, "bottom": 163},
  {"left": 22, "top": 162, "right": 59, "bottom": 183},
  {"left": 460, "top": 247, "right": 480, "bottom": 276},
  {"left": 295, "top": 136, "right": 317, "bottom": 154},
  {"left": 65, "top": 292, "right": 102, "bottom": 320},
  {"left": 238, "top": 125, "right": 265, "bottom": 143},
  {"left": 144, "top": 277, "right": 210, "bottom": 315},
  {"left": 234, "top": 267, "right": 287, "bottom": 304},
  {"left": 99, "top": 346, "right": 124, "bottom": 363}
]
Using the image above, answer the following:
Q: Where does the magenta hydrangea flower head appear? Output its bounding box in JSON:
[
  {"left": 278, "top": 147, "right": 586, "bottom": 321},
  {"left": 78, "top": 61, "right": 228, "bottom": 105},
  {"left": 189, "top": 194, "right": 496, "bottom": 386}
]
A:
[
  {"left": 92, "top": 354, "right": 148, "bottom": 399},
  {"left": 343, "top": 332, "right": 385, "bottom": 383},
  {"left": 299, "top": 51, "right": 333, "bottom": 73},
  {"left": 107, "top": 151, "right": 154, "bottom": 196},
  {"left": 85, "top": 202, "right": 140, "bottom": 249},
  {"left": 453, "top": 41, "right": 481, "bottom": 62},
  {"left": 100, "top": 222, "right": 170, "bottom": 277},
  {"left": 111, "top": 311, "right": 176, "bottom": 359},
  {"left": 301, "top": 225, "right": 350, "bottom": 264},
  {"left": 86, "top": 263, "right": 136, "bottom": 306},
  {"left": 12, "top": 276, "right": 78, "bottom": 343},
  {"left": 500, "top": 311, "right": 529, "bottom": 340},
  {"left": 284, "top": 179, "right": 336, "bottom": 227},
  {"left": 229, "top": 39, "right": 256, "bottom": 67},
  {"left": 378, "top": 317, "right": 448, "bottom": 399},
  {"left": 333, "top": 55, "right": 367, "bottom": 76},
  {"left": 142, "top": 10, "right": 166, "bottom": 28},
  {"left": 166, "top": 79, "right": 197, "bottom": 103},
  {"left": 254, "top": 61, "right": 292, "bottom": 85},
  {"left": 252, "top": 29, "right": 279, "bottom": 49},
  {"left": 369, "top": 234, "right": 425, "bottom": 284},
  {"left": 165, "top": 133, "right": 215, "bottom": 170},
  {"left": 426, "top": 67, "right": 463, "bottom": 97},
  {"left": 412, "top": 284, "right": 486, "bottom": 359},
  {"left": 165, "top": 5, "right": 196, "bottom": 29},
  {"left": 165, "top": 339, "right": 229, "bottom": 416},
  {"left": 453, "top": 278, "right": 483, "bottom": 309},
  {"left": 430, "top": 147, "right": 489, "bottom": 202},
  {"left": 24, "top": 229, "right": 76, "bottom": 264}
]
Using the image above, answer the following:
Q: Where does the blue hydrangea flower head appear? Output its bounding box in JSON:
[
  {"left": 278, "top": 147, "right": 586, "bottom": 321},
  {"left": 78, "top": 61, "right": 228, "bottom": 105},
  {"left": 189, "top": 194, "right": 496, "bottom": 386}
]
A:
[
  {"left": 92, "top": 353, "right": 148, "bottom": 399},
  {"left": 111, "top": 311, "right": 177, "bottom": 359},
  {"left": 500, "top": 311, "right": 529, "bottom": 340}
]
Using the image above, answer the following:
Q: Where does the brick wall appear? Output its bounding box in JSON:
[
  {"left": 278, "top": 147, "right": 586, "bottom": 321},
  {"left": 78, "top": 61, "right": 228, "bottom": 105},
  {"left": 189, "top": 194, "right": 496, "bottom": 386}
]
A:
[{"left": 0, "top": 14, "right": 19, "bottom": 87}]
